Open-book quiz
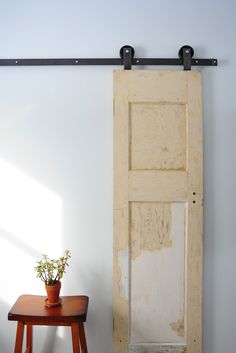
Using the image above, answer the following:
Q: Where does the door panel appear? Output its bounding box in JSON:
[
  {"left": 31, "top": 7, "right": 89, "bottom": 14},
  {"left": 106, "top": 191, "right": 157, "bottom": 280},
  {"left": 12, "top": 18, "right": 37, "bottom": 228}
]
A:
[
  {"left": 130, "top": 103, "right": 186, "bottom": 170},
  {"left": 113, "top": 71, "right": 202, "bottom": 353},
  {"left": 130, "top": 202, "right": 186, "bottom": 344}
]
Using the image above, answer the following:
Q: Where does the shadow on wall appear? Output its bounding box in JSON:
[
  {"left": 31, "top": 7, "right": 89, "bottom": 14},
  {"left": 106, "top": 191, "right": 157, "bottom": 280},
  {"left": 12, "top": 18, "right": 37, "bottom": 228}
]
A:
[
  {"left": 0, "top": 225, "right": 40, "bottom": 259},
  {"left": 202, "top": 68, "right": 217, "bottom": 353},
  {"left": 0, "top": 156, "right": 112, "bottom": 353},
  {"left": 0, "top": 299, "right": 16, "bottom": 353},
  {"left": 66, "top": 268, "right": 112, "bottom": 353},
  {"left": 0, "top": 157, "right": 64, "bottom": 353},
  {"left": 41, "top": 327, "right": 57, "bottom": 353}
]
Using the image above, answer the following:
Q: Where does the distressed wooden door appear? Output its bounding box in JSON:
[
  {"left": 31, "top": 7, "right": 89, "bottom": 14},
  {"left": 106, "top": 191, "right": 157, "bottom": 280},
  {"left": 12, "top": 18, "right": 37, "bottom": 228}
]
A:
[{"left": 113, "top": 71, "right": 202, "bottom": 353}]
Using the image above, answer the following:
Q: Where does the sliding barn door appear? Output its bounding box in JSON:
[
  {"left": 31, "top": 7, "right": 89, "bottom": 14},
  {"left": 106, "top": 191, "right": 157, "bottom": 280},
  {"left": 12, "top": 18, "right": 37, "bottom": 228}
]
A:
[{"left": 113, "top": 71, "right": 202, "bottom": 353}]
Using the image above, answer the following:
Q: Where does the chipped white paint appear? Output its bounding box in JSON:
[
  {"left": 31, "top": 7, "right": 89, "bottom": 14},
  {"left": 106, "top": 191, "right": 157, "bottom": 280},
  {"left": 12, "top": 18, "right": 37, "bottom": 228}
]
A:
[
  {"left": 118, "top": 247, "right": 129, "bottom": 300},
  {"left": 130, "top": 203, "right": 186, "bottom": 344}
]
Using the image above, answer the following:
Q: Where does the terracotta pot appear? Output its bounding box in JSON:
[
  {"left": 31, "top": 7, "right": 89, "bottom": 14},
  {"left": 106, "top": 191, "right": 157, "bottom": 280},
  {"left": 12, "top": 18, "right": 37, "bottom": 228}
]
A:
[{"left": 45, "top": 281, "right": 61, "bottom": 306}]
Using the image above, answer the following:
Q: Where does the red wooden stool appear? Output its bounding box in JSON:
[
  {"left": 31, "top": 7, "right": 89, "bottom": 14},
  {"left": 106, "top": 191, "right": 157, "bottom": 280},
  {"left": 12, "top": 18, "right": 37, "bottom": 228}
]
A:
[{"left": 8, "top": 294, "right": 89, "bottom": 353}]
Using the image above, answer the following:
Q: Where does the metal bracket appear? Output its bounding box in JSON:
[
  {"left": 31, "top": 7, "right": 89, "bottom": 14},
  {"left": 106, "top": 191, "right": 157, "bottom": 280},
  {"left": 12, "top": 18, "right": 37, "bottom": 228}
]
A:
[
  {"left": 178, "top": 45, "right": 194, "bottom": 71},
  {"left": 120, "top": 45, "right": 135, "bottom": 70},
  {"left": 183, "top": 48, "right": 191, "bottom": 70}
]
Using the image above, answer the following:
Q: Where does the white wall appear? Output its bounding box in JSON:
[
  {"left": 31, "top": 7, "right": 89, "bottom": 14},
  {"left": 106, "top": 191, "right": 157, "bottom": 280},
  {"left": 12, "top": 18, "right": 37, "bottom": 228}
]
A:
[{"left": 0, "top": 1, "right": 235, "bottom": 352}]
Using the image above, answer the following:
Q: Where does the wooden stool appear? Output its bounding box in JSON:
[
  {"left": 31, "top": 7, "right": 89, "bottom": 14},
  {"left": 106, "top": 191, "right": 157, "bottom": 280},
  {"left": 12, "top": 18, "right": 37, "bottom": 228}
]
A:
[{"left": 8, "top": 294, "right": 89, "bottom": 353}]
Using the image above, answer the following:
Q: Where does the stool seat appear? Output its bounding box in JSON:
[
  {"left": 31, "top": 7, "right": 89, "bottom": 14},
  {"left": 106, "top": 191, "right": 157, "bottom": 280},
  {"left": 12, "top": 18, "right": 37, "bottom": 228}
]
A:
[{"left": 8, "top": 294, "right": 89, "bottom": 353}]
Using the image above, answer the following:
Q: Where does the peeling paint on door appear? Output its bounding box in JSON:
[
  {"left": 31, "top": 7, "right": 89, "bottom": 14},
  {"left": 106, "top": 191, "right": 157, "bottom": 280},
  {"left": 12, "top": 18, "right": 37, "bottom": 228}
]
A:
[
  {"left": 131, "top": 203, "right": 172, "bottom": 260},
  {"left": 130, "top": 202, "right": 186, "bottom": 344},
  {"left": 170, "top": 318, "right": 185, "bottom": 337}
]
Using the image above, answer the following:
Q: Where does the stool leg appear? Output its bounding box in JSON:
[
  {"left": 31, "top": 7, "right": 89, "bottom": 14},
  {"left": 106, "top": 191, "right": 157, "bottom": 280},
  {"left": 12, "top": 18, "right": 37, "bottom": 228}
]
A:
[
  {"left": 26, "top": 324, "right": 33, "bottom": 353},
  {"left": 71, "top": 323, "right": 81, "bottom": 353},
  {"left": 79, "top": 323, "right": 88, "bottom": 353},
  {"left": 14, "top": 321, "right": 24, "bottom": 353}
]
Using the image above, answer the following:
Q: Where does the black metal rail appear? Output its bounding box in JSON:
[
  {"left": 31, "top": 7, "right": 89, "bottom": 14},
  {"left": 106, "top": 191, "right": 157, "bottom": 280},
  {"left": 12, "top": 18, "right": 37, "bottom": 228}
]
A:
[{"left": 0, "top": 45, "right": 218, "bottom": 71}]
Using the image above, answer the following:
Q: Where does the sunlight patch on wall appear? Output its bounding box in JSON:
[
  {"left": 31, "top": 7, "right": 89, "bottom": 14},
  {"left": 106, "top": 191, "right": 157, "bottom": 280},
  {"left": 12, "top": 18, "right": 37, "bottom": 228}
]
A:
[{"left": 0, "top": 158, "right": 62, "bottom": 304}]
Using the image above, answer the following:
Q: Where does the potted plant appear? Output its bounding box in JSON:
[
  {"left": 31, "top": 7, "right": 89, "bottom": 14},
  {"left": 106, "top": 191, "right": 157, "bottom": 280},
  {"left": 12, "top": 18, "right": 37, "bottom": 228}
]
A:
[{"left": 35, "top": 249, "right": 71, "bottom": 307}]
